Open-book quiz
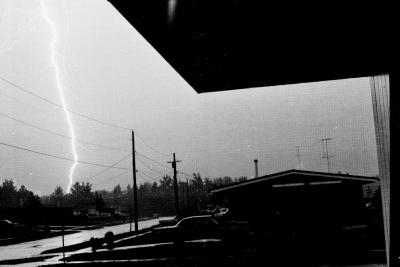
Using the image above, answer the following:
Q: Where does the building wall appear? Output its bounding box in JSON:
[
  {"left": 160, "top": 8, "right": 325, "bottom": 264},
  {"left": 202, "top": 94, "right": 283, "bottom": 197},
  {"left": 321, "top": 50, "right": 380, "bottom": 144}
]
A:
[{"left": 216, "top": 181, "right": 368, "bottom": 228}]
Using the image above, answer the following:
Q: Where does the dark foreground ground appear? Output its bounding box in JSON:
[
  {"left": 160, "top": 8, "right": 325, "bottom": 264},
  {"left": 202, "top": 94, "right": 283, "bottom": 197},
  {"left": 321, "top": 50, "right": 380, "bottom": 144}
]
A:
[
  {"left": 37, "top": 241, "right": 386, "bottom": 267},
  {"left": 33, "top": 229, "right": 387, "bottom": 267},
  {"left": 0, "top": 218, "right": 162, "bottom": 266},
  {"left": 0, "top": 217, "right": 388, "bottom": 267},
  {"left": 0, "top": 218, "right": 131, "bottom": 246}
]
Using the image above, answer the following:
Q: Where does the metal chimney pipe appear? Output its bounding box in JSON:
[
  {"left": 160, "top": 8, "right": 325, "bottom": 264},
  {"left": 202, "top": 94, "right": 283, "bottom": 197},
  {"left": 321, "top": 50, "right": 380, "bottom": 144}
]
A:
[{"left": 254, "top": 159, "right": 259, "bottom": 178}]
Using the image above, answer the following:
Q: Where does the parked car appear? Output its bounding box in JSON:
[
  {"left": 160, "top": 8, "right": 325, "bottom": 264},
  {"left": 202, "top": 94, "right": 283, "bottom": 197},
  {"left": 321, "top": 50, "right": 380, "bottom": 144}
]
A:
[
  {"left": 158, "top": 216, "right": 178, "bottom": 226},
  {"left": 0, "top": 219, "right": 17, "bottom": 229},
  {"left": 152, "top": 215, "right": 218, "bottom": 242},
  {"left": 152, "top": 215, "right": 251, "bottom": 243},
  {"left": 0, "top": 219, "right": 26, "bottom": 237},
  {"left": 214, "top": 207, "right": 229, "bottom": 217}
]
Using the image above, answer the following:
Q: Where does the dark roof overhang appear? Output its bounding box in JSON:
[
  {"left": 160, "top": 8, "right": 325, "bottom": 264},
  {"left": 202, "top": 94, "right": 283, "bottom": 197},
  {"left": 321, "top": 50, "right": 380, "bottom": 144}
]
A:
[{"left": 107, "top": 1, "right": 392, "bottom": 93}]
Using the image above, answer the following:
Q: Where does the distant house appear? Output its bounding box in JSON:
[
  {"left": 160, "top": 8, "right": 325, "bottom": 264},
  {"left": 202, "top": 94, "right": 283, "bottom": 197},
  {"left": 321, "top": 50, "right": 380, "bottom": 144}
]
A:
[
  {"left": 73, "top": 205, "right": 97, "bottom": 216},
  {"left": 72, "top": 206, "right": 122, "bottom": 218},
  {"left": 103, "top": 207, "right": 125, "bottom": 216}
]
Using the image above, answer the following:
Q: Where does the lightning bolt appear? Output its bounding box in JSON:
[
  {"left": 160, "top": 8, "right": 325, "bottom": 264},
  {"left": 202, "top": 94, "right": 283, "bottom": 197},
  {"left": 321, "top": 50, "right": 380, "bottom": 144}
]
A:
[{"left": 39, "top": 0, "right": 78, "bottom": 193}]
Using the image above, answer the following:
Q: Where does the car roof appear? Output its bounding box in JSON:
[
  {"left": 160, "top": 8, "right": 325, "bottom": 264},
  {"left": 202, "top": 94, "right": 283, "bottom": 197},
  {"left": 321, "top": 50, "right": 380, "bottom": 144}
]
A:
[
  {"left": 177, "top": 215, "right": 216, "bottom": 225},
  {"left": 181, "top": 215, "right": 212, "bottom": 220}
]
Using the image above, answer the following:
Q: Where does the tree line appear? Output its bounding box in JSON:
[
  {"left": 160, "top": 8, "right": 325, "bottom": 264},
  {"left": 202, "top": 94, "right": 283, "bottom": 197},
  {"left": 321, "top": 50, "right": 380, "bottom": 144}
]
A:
[
  {"left": 1, "top": 174, "right": 247, "bottom": 218},
  {"left": 0, "top": 179, "right": 41, "bottom": 208}
]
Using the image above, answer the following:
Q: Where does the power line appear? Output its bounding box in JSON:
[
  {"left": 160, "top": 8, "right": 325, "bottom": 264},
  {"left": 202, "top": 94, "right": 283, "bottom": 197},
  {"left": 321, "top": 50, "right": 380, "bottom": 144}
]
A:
[
  {"left": 0, "top": 90, "right": 56, "bottom": 114},
  {"left": 84, "top": 153, "right": 132, "bottom": 182},
  {"left": 96, "top": 171, "right": 131, "bottom": 185},
  {"left": 0, "top": 88, "right": 129, "bottom": 139},
  {"left": 0, "top": 141, "right": 132, "bottom": 170},
  {"left": 135, "top": 134, "right": 170, "bottom": 157},
  {"left": 1, "top": 77, "right": 194, "bottom": 170},
  {"left": 177, "top": 170, "right": 193, "bottom": 179},
  {"left": 136, "top": 157, "right": 169, "bottom": 176},
  {"left": 135, "top": 151, "right": 171, "bottom": 170},
  {"left": 0, "top": 90, "right": 130, "bottom": 141},
  {"left": 137, "top": 171, "right": 159, "bottom": 184},
  {"left": 0, "top": 111, "right": 130, "bottom": 152},
  {"left": 0, "top": 75, "right": 131, "bottom": 131},
  {"left": 0, "top": 76, "right": 61, "bottom": 108},
  {"left": 137, "top": 168, "right": 163, "bottom": 180},
  {"left": 0, "top": 76, "right": 173, "bottom": 158}
]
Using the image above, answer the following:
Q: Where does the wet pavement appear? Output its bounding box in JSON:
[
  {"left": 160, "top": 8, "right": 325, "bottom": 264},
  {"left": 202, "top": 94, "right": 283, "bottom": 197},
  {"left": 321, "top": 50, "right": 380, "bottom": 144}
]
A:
[{"left": 0, "top": 218, "right": 162, "bottom": 266}]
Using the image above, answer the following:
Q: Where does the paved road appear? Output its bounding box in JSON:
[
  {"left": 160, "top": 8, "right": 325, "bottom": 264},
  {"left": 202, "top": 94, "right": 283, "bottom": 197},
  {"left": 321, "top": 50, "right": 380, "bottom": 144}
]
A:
[{"left": 0, "top": 218, "right": 162, "bottom": 265}]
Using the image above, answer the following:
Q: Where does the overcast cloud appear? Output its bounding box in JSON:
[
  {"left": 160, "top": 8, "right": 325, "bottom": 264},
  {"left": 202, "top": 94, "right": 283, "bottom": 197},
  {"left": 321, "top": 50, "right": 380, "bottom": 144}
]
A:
[{"left": 0, "top": 0, "right": 378, "bottom": 195}]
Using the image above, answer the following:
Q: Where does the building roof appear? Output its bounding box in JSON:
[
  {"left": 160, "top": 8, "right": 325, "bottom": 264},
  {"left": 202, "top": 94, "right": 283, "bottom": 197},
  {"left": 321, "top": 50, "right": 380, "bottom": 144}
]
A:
[
  {"left": 210, "top": 169, "right": 379, "bottom": 194},
  {"left": 107, "top": 1, "right": 392, "bottom": 93}
]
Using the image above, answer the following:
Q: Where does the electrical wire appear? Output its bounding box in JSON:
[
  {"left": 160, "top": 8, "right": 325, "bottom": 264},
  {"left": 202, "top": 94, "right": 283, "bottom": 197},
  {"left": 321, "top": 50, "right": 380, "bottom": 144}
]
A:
[
  {"left": 0, "top": 111, "right": 130, "bottom": 152},
  {"left": 84, "top": 153, "right": 132, "bottom": 182},
  {"left": 136, "top": 157, "right": 169, "bottom": 176},
  {"left": 0, "top": 141, "right": 132, "bottom": 170},
  {"left": 0, "top": 90, "right": 130, "bottom": 141},
  {"left": 138, "top": 171, "right": 160, "bottom": 184},
  {"left": 135, "top": 133, "right": 170, "bottom": 157},
  {"left": 0, "top": 78, "right": 195, "bottom": 180},
  {"left": 177, "top": 170, "right": 193, "bottom": 178},
  {"left": 136, "top": 150, "right": 192, "bottom": 179},
  {"left": 96, "top": 170, "right": 131, "bottom": 185},
  {"left": 1, "top": 76, "right": 173, "bottom": 156},
  {"left": 0, "top": 75, "right": 131, "bottom": 131},
  {"left": 135, "top": 151, "right": 171, "bottom": 170}
]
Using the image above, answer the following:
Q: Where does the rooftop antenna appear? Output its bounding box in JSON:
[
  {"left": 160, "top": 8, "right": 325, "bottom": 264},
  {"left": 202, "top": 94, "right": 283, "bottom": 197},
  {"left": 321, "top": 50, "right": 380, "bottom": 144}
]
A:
[
  {"left": 296, "top": 146, "right": 302, "bottom": 170},
  {"left": 321, "top": 138, "right": 334, "bottom": 173}
]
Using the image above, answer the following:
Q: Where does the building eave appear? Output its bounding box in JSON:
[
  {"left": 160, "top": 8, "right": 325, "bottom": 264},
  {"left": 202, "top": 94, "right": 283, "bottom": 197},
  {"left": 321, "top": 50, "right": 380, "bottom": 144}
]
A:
[{"left": 210, "top": 169, "right": 379, "bottom": 194}]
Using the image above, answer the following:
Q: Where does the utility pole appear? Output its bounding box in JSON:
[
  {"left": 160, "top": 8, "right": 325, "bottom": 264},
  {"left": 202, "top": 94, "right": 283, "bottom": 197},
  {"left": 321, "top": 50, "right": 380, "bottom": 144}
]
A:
[
  {"left": 168, "top": 153, "right": 181, "bottom": 219},
  {"left": 186, "top": 178, "right": 190, "bottom": 210},
  {"left": 131, "top": 130, "right": 138, "bottom": 232},
  {"left": 254, "top": 159, "right": 259, "bottom": 178},
  {"left": 59, "top": 197, "right": 65, "bottom": 263},
  {"left": 296, "top": 146, "right": 302, "bottom": 170},
  {"left": 321, "top": 138, "right": 333, "bottom": 173},
  {"left": 61, "top": 221, "right": 65, "bottom": 263},
  {"left": 181, "top": 182, "right": 185, "bottom": 210}
]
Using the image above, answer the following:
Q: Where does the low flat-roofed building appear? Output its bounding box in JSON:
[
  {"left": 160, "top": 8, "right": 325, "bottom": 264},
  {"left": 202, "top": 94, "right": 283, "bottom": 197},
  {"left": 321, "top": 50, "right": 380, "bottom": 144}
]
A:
[
  {"left": 210, "top": 169, "right": 382, "bottom": 262},
  {"left": 211, "top": 169, "right": 378, "bottom": 225}
]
